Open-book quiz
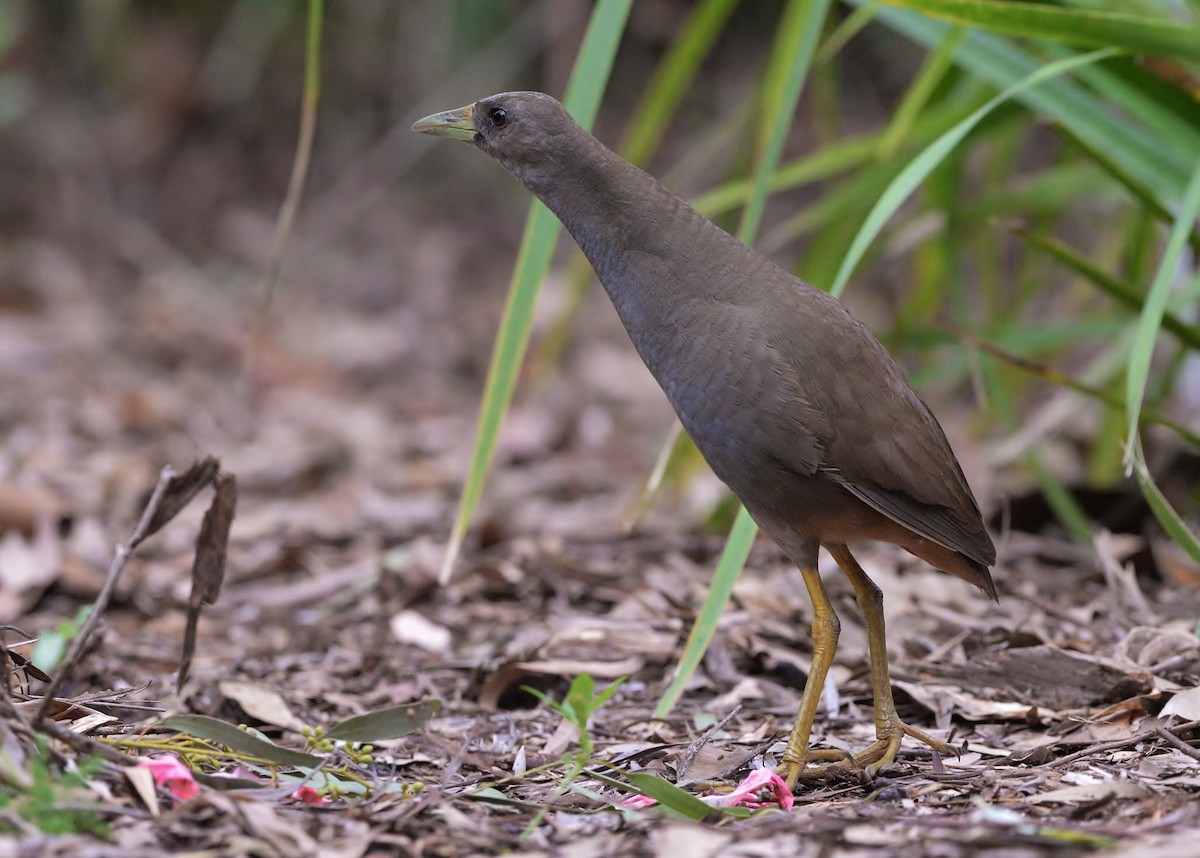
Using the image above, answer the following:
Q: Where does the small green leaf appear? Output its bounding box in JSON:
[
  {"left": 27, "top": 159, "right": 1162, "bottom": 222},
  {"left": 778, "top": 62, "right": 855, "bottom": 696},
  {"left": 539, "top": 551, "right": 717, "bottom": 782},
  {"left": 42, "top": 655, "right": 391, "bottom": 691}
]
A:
[
  {"left": 829, "top": 46, "right": 1119, "bottom": 298},
  {"left": 325, "top": 699, "right": 441, "bottom": 742},
  {"left": 588, "top": 677, "right": 627, "bottom": 715},
  {"left": 623, "top": 772, "right": 745, "bottom": 820},
  {"left": 563, "top": 673, "right": 596, "bottom": 725}
]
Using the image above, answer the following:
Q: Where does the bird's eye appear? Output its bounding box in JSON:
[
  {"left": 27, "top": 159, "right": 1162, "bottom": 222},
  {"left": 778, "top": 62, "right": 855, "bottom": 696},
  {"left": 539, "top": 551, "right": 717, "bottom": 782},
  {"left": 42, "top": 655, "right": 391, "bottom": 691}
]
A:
[{"left": 487, "top": 107, "right": 508, "bottom": 128}]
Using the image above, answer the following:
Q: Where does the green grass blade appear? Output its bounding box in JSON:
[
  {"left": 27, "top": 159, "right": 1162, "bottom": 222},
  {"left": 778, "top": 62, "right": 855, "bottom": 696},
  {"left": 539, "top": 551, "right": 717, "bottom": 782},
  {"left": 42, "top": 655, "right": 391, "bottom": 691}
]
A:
[
  {"left": 530, "top": 0, "right": 743, "bottom": 384},
  {"left": 1019, "top": 229, "right": 1200, "bottom": 352},
  {"left": 828, "top": 47, "right": 1118, "bottom": 298},
  {"left": 876, "top": 26, "right": 965, "bottom": 160},
  {"left": 439, "top": 0, "right": 633, "bottom": 583},
  {"left": 866, "top": 3, "right": 1189, "bottom": 202},
  {"left": 815, "top": 2, "right": 878, "bottom": 66},
  {"left": 1058, "top": 127, "right": 1200, "bottom": 256},
  {"left": 561, "top": 2, "right": 633, "bottom": 122},
  {"left": 738, "top": 0, "right": 833, "bottom": 243},
  {"left": 618, "top": 0, "right": 741, "bottom": 167},
  {"left": 691, "top": 85, "right": 984, "bottom": 218},
  {"left": 882, "top": 0, "right": 1200, "bottom": 62},
  {"left": 1064, "top": 60, "right": 1200, "bottom": 163},
  {"left": 656, "top": 0, "right": 831, "bottom": 719},
  {"left": 961, "top": 330, "right": 1200, "bottom": 448},
  {"left": 692, "top": 134, "right": 878, "bottom": 217},
  {"left": 1123, "top": 160, "right": 1200, "bottom": 467},
  {"left": 1130, "top": 457, "right": 1200, "bottom": 565},
  {"left": 655, "top": 506, "right": 759, "bottom": 719}
]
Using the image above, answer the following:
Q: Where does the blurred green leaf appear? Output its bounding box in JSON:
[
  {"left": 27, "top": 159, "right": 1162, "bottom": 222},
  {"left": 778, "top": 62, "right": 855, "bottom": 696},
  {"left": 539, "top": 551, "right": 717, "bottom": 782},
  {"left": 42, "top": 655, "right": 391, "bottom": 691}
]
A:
[
  {"left": 883, "top": 0, "right": 1200, "bottom": 62},
  {"left": 619, "top": 0, "right": 741, "bottom": 166},
  {"left": 829, "top": 47, "right": 1118, "bottom": 297},
  {"left": 868, "top": 3, "right": 1190, "bottom": 203},
  {"left": 655, "top": 506, "right": 758, "bottom": 718},
  {"left": 876, "top": 26, "right": 965, "bottom": 159},
  {"left": 623, "top": 772, "right": 722, "bottom": 820},
  {"left": 1020, "top": 229, "right": 1200, "bottom": 352}
]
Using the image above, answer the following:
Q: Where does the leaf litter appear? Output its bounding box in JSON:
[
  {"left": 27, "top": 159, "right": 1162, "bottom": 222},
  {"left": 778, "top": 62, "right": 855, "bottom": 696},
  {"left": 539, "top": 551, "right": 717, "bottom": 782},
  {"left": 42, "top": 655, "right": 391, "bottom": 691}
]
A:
[{"left": 2, "top": 37, "right": 1200, "bottom": 858}]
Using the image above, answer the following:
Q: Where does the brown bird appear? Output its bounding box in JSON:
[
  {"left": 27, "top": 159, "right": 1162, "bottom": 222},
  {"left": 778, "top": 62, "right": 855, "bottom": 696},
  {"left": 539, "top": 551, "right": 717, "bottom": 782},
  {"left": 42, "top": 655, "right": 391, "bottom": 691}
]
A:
[{"left": 414, "top": 92, "right": 995, "bottom": 788}]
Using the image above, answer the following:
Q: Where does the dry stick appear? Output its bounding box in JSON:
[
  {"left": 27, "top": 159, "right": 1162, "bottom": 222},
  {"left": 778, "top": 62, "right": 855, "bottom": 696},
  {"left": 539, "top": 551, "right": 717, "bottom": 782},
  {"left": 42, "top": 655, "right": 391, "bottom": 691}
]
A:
[
  {"left": 1050, "top": 719, "right": 1200, "bottom": 768},
  {"left": 676, "top": 704, "right": 742, "bottom": 783},
  {"left": 34, "top": 714, "right": 133, "bottom": 766},
  {"left": 33, "top": 465, "right": 175, "bottom": 727},
  {"left": 1153, "top": 724, "right": 1200, "bottom": 764},
  {"left": 0, "top": 672, "right": 36, "bottom": 746}
]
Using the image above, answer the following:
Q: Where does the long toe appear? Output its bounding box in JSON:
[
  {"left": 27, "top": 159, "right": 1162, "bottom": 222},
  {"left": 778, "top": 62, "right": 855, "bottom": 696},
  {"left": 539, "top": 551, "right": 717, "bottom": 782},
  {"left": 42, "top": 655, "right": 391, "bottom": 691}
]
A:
[
  {"left": 776, "top": 748, "right": 858, "bottom": 788},
  {"left": 855, "top": 722, "right": 953, "bottom": 777}
]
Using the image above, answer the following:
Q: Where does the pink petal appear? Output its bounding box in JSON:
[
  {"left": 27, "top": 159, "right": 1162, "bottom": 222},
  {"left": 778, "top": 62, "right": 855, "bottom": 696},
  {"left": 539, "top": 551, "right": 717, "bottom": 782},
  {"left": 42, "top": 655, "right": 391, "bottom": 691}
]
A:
[
  {"left": 621, "top": 793, "right": 658, "bottom": 809},
  {"left": 620, "top": 769, "right": 793, "bottom": 813},
  {"left": 763, "top": 770, "right": 795, "bottom": 810},
  {"left": 138, "top": 755, "right": 199, "bottom": 802},
  {"left": 291, "top": 786, "right": 330, "bottom": 805},
  {"left": 702, "top": 768, "right": 793, "bottom": 811}
]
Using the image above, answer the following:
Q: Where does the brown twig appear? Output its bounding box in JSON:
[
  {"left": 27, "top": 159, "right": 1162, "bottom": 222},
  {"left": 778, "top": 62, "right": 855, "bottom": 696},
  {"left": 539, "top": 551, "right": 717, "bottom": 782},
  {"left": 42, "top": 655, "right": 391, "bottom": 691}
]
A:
[
  {"left": 1153, "top": 724, "right": 1200, "bottom": 764},
  {"left": 35, "top": 714, "right": 134, "bottom": 766},
  {"left": 1050, "top": 719, "right": 1200, "bottom": 768},
  {"left": 676, "top": 704, "right": 742, "bottom": 784},
  {"left": 0, "top": 674, "right": 36, "bottom": 746},
  {"left": 33, "top": 465, "right": 175, "bottom": 726}
]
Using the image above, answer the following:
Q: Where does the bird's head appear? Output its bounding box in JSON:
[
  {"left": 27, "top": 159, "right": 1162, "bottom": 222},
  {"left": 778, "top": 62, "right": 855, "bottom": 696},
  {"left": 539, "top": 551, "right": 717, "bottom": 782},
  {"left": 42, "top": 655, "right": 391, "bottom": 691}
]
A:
[{"left": 413, "top": 91, "right": 584, "bottom": 190}]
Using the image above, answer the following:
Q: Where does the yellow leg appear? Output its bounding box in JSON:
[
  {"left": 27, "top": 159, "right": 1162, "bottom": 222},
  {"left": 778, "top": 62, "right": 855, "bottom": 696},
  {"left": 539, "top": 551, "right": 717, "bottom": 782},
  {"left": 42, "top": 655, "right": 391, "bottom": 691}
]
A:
[
  {"left": 827, "top": 543, "right": 951, "bottom": 775},
  {"left": 778, "top": 566, "right": 843, "bottom": 789}
]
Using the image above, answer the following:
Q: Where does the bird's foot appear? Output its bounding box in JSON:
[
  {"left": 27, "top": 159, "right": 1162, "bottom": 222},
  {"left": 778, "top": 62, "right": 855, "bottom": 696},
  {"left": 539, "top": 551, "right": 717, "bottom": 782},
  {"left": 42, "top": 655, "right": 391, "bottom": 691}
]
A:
[
  {"left": 776, "top": 748, "right": 854, "bottom": 790},
  {"left": 849, "top": 720, "right": 952, "bottom": 778},
  {"left": 777, "top": 723, "right": 952, "bottom": 790}
]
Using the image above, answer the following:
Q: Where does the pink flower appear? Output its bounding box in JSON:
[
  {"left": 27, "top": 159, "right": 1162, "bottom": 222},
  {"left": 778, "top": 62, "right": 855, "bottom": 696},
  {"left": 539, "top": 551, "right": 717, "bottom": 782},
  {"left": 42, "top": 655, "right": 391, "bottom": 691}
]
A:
[
  {"left": 138, "top": 755, "right": 199, "bottom": 802},
  {"left": 621, "top": 768, "right": 793, "bottom": 812},
  {"left": 702, "top": 768, "right": 793, "bottom": 810},
  {"left": 290, "top": 786, "right": 330, "bottom": 805},
  {"left": 620, "top": 793, "right": 658, "bottom": 809}
]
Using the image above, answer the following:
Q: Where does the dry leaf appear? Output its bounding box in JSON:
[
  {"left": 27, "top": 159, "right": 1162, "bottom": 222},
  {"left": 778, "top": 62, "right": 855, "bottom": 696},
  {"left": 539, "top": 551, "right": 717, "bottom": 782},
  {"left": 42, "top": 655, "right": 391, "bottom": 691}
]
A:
[
  {"left": 143, "top": 457, "right": 220, "bottom": 540},
  {"left": 1161, "top": 687, "right": 1200, "bottom": 721},
  {"left": 124, "top": 765, "right": 160, "bottom": 816},
  {"left": 1019, "top": 781, "right": 1152, "bottom": 804},
  {"left": 218, "top": 680, "right": 306, "bottom": 732},
  {"left": 178, "top": 470, "right": 237, "bottom": 688}
]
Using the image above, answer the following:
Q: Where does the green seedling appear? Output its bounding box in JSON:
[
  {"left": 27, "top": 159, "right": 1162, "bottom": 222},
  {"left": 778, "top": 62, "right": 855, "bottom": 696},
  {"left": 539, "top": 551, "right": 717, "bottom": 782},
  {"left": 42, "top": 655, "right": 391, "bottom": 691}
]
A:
[{"left": 519, "top": 673, "right": 627, "bottom": 835}]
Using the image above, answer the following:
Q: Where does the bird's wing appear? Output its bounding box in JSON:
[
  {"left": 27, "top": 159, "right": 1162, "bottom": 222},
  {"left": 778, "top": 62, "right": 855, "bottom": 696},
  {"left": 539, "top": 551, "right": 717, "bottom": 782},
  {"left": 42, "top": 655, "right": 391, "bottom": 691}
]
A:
[
  {"left": 662, "top": 301, "right": 828, "bottom": 483},
  {"left": 827, "top": 387, "right": 996, "bottom": 566},
  {"left": 754, "top": 286, "right": 995, "bottom": 567}
]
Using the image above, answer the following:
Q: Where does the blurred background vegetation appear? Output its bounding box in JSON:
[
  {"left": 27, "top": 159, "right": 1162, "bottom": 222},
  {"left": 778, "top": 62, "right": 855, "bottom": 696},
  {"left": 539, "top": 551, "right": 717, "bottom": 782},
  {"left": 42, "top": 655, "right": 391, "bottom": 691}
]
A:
[{"left": 2, "top": 0, "right": 1197, "bottom": 589}]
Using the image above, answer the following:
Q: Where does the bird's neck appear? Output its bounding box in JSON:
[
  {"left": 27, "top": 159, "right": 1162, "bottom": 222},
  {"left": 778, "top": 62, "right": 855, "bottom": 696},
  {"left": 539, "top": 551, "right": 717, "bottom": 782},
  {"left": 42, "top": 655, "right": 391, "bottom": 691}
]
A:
[{"left": 510, "top": 134, "right": 712, "bottom": 290}]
